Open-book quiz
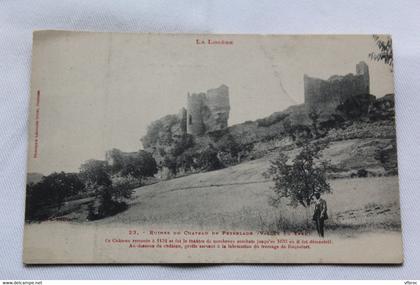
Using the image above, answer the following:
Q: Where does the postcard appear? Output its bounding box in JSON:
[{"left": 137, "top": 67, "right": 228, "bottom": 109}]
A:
[{"left": 24, "top": 31, "right": 402, "bottom": 263}]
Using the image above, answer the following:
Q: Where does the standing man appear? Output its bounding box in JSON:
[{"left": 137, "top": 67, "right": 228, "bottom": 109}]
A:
[{"left": 312, "top": 192, "right": 328, "bottom": 237}]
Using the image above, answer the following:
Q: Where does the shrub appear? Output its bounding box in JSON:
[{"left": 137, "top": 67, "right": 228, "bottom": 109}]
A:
[
  {"left": 79, "top": 160, "right": 111, "bottom": 190},
  {"left": 215, "top": 134, "right": 241, "bottom": 161},
  {"left": 256, "top": 112, "right": 288, "bottom": 127},
  {"left": 87, "top": 185, "right": 129, "bottom": 221},
  {"left": 163, "top": 155, "right": 178, "bottom": 175},
  {"left": 80, "top": 159, "right": 134, "bottom": 220},
  {"left": 175, "top": 152, "right": 195, "bottom": 173},
  {"left": 336, "top": 94, "right": 376, "bottom": 120},
  {"left": 357, "top": 169, "right": 368, "bottom": 178},
  {"left": 120, "top": 150, "right": 158, "bottom": 179},
  {"left": 106, "top": 149, "right": 158, "bottom": 179},
  {"left": 25, "top": 172, "right": 85, "bottom": 221},
  {"left": 196, "top": 146, "right": 224, "bottom": 171},
  {"left": 111, "top": 175, "right": 139, "bottom": 199},
  {"left": 170, "top": 134, "right": 194, "bottom": 156}
]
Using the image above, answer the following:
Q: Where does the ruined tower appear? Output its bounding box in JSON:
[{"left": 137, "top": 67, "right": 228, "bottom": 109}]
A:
[
  {"left": 186, "top": 85, "right": 230, "bottom": 136},
  {"left": 304, "top": 61, "right": 370, "bottom": 114},
  {"left": 186, "top": 92, "right": 206, "bottom": 136},
  {"left": 356, "top": 61, "right": 370, "bottom": 94}
]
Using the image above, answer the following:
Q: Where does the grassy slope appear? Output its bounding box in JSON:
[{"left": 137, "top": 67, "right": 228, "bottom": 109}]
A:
[{"left": 99, "top": 140, "right": 401, "bottom": 235}]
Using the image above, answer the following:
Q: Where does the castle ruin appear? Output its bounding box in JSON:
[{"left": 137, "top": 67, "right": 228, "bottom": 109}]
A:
[
  {"left": 186, "top": 84, "right": 230, "bottom": 136},
  {"left": 304, "top": 61, "right": 370, "bottom": 114}
]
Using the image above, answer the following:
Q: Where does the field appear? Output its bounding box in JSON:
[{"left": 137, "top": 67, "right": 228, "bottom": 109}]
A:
[
  {"left": 97, "top": 155, "right": 401, "bottom": 236},
  {"left": 24, "top": 156, "right": 402, "bottom": 263}
]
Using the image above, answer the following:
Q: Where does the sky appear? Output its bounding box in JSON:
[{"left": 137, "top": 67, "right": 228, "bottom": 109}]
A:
[{"left": 28, "top": 32, "right": 394, "bottom": 174}]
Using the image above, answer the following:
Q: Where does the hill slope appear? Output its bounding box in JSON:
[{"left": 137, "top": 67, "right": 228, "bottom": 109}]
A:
[{"left": 99, "top": 140, "right": 401, "bottom": 235}]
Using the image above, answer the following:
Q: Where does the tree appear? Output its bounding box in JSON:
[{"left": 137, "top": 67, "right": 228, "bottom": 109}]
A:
[
  {"left": 106, "top": 149, "right": 158, "bottom": 179},
  {"left": 79, "top": 159, "right": 134, "bottom": 220},
  {"left": 120, "top": 150, "right": 158, "bottom": 179},
  {"left": 106, "top": 148, "right": 125, "bottom": 174},
  {"left": 79, "top": 159, "right": 111, "bottom": 190},
  {"left": 25, "top": 172, "right": 85, "bottom": 221},
  {"left": 215, "top": 134, "right": 242, "bottom": 163},
  {"left": 369, "top": 35, "right": 393, "bottom": 70},
  {"left": 42, "top": 172, "right": 85, "bottom": 209},
  {"left": 264, "top": 143, "right": 331, "bottom": 208},
  {"left": 140, "top": 120, "right": 163, "bottom": 148},
  {"left": 292, "top": 124, "right": 313, "bottom": 143}
]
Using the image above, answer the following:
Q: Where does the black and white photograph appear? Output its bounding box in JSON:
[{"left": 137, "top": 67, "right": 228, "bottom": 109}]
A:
[
  {"left": 2, "top": 0, "right": 420, "bottom": 282},
  {"left": 23, "top": 32, "right": 402, "bottom": 264}
]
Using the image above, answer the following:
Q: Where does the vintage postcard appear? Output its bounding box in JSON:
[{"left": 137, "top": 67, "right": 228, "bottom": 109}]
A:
[{"left": 24, "top": 31, "right": 403, "bottom": 264}]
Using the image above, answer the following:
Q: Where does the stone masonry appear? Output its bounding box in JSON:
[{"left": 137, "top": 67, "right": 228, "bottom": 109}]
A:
[
  {"left": 186, "top": 84, "right": 230, "bottom": 136},
  {"left": 304, "top": 61, "right": 370, "bottom": 115}
]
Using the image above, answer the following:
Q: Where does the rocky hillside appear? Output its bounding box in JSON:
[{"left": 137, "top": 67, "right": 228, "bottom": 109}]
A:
[{"left": 141, "top": 93, "right": 397, "bottom": 179}]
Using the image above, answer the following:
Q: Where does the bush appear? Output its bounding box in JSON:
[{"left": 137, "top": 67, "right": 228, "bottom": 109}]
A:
[
  {"left": 87, "top": 185, "right": 129, "bottom": 221},
  {"left": 319, "top": 114, "right": 346, "bottom": 131},
  {"left": 196, "top": 146, "right": 224, "bottom": 171},
  {"left": 357, "top": 169, "right": 368, "bottom": 178},
  {"left": 215, "top": 134, "right": 241, "bottom": 161},
  {"left": 80, "top": 159, "right": 134, "bottom": 221},
  {"left": 170, "top": 134, "right": 194, "bottom": 156},
  {"left": 106, "top": 149, "right": 158, "bottom": 179},
  {"left": 256, "top": 112, "right": 288, "bottom": 127},
  {"left": 79, "top": 160, "right": 111, "bottom": 190},
  {"left": 374, "top": 140, "right": 398, "bottom": 174},
  {"left": 336, "top": 94, "right": 376, "bottom": 120},
  {"left": 120, "top": 150, "right": 158, "bottom": 179},
  {"left": 111, "top": 175, "right": 139, "bottom": 198}
]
